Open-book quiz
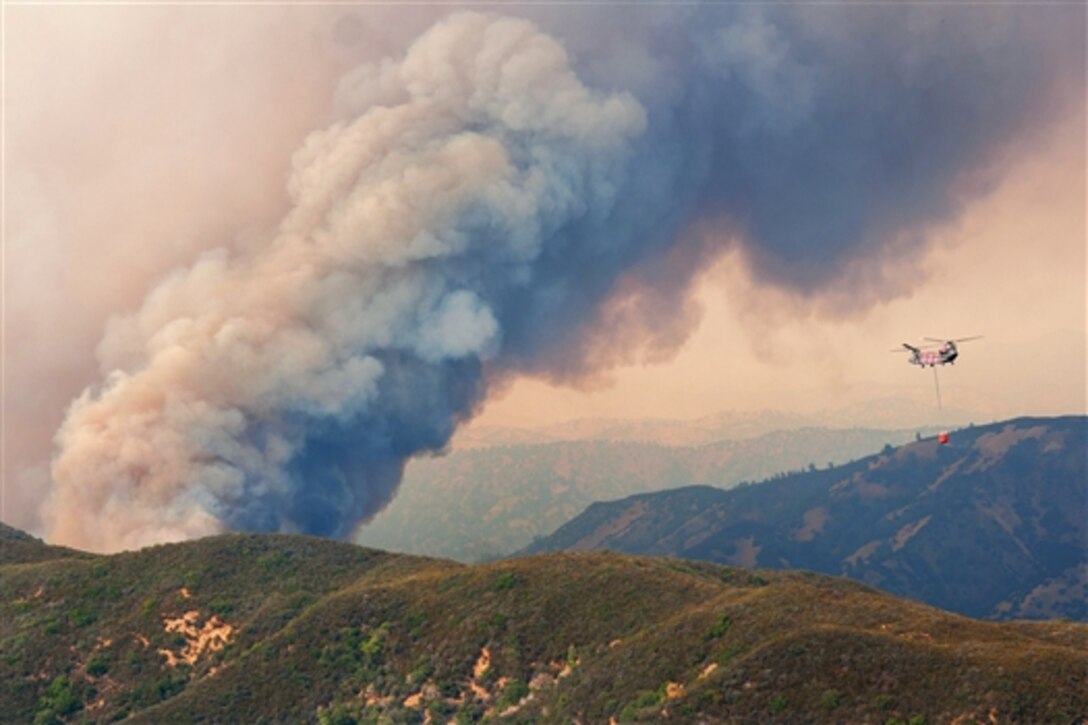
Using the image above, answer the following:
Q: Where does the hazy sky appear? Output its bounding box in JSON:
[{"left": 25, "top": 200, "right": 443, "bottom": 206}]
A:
[
  {"left": 2, "top": 4, "right": 1084, "bottom": 547},
  {"left": 472, "top": 105, "right": 1086, "bottom": 429}
]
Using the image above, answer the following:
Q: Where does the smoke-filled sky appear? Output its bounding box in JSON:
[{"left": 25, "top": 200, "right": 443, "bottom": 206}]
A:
[{"left": 3, "top": 4, "right": 1085, "bottom": 552}]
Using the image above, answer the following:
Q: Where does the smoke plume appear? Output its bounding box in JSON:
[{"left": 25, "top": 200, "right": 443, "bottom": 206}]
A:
[{"left": 41, "top": 7, "right": 1082, "bottom": 550}]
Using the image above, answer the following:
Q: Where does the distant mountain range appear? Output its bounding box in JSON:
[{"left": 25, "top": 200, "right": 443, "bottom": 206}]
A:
[
  {"left": 451, "top": 403, "right": 981, "bottom": 449},
  {"left": 2, "top": 528, "right": 1085, "bottom": 723},
  {"left": 359, "top": 425, "right": 940, "bottom": 562},
  {"left": 450, "top": 409, "right": 834, "bottom": 449},
  {"left": 524, "top": 416, "right": 1088, "bottom": 621}
]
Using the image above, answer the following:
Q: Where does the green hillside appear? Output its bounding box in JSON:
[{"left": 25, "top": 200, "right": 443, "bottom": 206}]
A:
[{"left": 2, "top": 531, "right": 1085, "bottom": 723}]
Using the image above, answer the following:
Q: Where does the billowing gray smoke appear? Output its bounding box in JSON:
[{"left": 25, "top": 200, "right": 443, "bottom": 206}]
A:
[{"left": 45, "top": 8, "right": 1082, "bottom": 550}]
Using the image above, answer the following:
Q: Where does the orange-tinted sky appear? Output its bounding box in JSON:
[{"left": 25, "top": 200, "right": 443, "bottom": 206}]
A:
[{"left": 468, "top": 107, "right": 1086, "bottom": 430}]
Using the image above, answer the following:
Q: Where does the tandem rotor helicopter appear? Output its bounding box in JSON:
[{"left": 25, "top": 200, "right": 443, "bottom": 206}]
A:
[
  {"left": 891, "top": 336, "right": 983, "bottom": 443},
  {"left": 893, "top": 336, "right": 984, "bottom": 368}
]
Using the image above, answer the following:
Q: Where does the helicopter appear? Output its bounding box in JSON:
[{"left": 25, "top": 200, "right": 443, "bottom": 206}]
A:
[{"left": 894, "top": 336, "right": 983, "bottom": 368}]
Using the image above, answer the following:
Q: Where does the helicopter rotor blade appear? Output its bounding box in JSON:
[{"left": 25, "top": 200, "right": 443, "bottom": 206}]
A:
[
  {"left": 892, "top": 343, "right": 939, "bottom": 351},
  {"left": 924, "top": 336, "right": 983, "bottom": 343}
]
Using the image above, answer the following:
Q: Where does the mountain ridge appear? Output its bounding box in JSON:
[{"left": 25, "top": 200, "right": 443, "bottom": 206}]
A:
[
  {"left": 0, "top": 522, "right": 91, "bottom": 566},
  {"left": 360, "top": 424, "right": 942, "bottom": 562},
  {"left": 523, "top": 415, "right": 1088, "bottom": 621}
]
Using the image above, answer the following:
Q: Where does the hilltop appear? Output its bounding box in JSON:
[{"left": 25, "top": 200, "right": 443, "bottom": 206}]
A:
[
  {"left": 2, "top": 529, "right": 1086, "bottom": 723},
  {"left": 0, "top": 522, "right": 91, "bottom": 566},
  {"left": 524, "top": 416, "right": 1088, "bottom": 621}
]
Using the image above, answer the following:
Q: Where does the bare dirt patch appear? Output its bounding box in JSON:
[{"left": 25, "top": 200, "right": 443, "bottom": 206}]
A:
[{"left": 157, "top": 610, "right": 233, "bottom": 667}]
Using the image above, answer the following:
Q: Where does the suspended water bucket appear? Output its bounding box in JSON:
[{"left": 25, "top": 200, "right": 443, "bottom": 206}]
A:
[{"left": 937, "top": 431, "right": 950, "bottom": 445}]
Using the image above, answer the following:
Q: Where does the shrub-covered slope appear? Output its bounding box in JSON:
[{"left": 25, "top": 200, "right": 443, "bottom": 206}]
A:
[{"left": 2, "top": 531, "right": 1085, "bottom": 723}]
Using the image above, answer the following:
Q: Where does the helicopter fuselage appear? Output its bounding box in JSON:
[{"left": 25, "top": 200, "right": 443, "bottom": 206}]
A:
[{"left": 905, "top": 341, "right": 958, "bottom": 367}]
